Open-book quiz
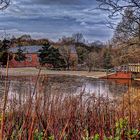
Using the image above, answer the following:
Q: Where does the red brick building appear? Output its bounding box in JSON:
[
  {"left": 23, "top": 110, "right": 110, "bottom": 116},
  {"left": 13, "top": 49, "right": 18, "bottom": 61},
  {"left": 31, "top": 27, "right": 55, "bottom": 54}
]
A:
[
  {"left": 9, "top": 45, "right": 43, "bottom": 68},
  {"left": 9, "top": 45, "right": 78, "bottom": 69}
]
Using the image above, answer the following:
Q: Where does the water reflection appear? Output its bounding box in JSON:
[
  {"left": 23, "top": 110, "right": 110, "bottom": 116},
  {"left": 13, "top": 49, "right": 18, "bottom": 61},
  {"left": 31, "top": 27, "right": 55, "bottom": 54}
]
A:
[{"left": 0, "top": 76, "right": 140, "bottom": 104}]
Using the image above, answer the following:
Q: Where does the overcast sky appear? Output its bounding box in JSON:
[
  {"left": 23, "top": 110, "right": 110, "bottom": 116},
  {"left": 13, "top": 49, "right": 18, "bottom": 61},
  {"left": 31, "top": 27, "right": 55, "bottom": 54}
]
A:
[{"left": 0, "top": 0, "right": 120, "bottom": 42}]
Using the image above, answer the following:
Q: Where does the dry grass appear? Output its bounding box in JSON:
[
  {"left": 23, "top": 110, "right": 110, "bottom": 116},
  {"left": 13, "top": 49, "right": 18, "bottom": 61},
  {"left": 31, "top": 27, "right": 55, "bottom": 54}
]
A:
[
  {"left": 1, "top": 67, "right": 106, "bottom": 78},
  {"left": 0, "top": 81, "right": 140, "bottom": 139},
  {"left": 0, "top": 70, "right": 140, "bottom": 139}
]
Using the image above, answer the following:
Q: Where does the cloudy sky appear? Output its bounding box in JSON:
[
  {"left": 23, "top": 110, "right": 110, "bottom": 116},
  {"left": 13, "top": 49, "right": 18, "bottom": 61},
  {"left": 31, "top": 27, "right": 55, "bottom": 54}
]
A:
[{"left": 0, "top": 0, "right": 120, "bottom": 42}]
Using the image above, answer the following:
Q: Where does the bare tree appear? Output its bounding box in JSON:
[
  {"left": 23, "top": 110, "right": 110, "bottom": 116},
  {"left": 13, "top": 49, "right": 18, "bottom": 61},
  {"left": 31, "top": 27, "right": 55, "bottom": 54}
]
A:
[
  {"left": 0, "top": 0, "right": 10, "bottom": 10},
  {"left": 97, "top": 0, "right": 140, "bottom": 41},
  {"left": 59, "top": 45, "right": 71, "bottom": 70},
  {"left": 59, "top": 36, "right": 74, "bottom": 45},
  {"left": 76, "top": 46, "right": 89, "bottom": 64},
  {"left": 86, "top": 52, "right": 99, "bottom": 72},
  {"left": 97, "top": 0, "right": 140, "bottom": 17},
  {"left": 72, "top": 33, "right": 85, "bottom": 44},
  {"left": 112, "top": 8, "right": 139, "bottom": 43}
]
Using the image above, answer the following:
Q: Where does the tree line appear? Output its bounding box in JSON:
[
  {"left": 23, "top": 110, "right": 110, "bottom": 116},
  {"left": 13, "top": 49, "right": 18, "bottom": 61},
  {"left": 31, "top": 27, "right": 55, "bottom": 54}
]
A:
[
  {"left": 96, "top": 0, "right": 140, "bottom": 66},
  {"left": 1, "top": 0, "right": 140, "bottom": 70},
  {"left": 0, "top": 34, "right": 113, "bottom": 71}
]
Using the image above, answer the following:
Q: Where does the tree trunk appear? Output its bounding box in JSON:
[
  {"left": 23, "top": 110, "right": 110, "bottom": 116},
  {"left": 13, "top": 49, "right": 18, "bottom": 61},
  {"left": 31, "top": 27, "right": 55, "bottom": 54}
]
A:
[
  {"left": 0, "top": 54, "right": 9, "bottom": 139},
  {"left": 67, "top": 63, "right": 70, "bottom": 70},
  {"left": 88, "top": 66, "right": 92, "bottom": 72},
  {"left": 66, "top": 59, "right": 70, "bottom": 70}
]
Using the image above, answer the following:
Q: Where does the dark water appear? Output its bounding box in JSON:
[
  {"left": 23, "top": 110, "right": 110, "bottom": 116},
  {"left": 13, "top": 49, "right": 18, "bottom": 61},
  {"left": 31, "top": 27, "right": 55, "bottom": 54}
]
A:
[{"left": 0, "top": 75, "right": 139, "bottom": 101}]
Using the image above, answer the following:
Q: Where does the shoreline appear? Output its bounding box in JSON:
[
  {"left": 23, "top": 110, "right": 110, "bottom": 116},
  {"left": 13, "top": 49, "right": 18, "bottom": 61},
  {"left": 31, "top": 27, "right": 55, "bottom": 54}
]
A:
[{"left": 0, "top": 67, "right": 106, "bottom": 79}]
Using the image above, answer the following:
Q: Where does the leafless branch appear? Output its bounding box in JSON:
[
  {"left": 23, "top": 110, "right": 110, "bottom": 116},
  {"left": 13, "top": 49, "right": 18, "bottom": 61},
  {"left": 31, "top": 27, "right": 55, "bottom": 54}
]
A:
[
  {"left": 0, "top": 0, "right": 10, "bottom": 10},
  {"left": 97, "top": 0, "right": 140, "bottom": 17}
]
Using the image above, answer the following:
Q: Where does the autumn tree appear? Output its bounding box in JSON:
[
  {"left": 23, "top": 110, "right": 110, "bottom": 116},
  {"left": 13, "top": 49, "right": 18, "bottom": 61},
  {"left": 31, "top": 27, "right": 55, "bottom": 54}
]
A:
[
  {"left": 76, "top": 46, "right": 89, "bottom": 64},
  {"left": 86, "top": 52, "right": 99, "bottom": 72},
  {"left": 59, "top": 45, "right": 72, "bottom": 70},
  {"left": 97, "top": 0, "right": 140, "bottom": 66},
  {"left": 113, "top": 8, "right": 140, "bottom": 43}
]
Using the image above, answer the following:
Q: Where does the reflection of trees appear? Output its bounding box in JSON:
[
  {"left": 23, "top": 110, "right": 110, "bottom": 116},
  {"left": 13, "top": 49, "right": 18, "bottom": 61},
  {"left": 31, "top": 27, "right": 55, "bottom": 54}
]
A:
[
  {"left": 36, "top": 76, "right": 85, "bottom": 111},
  {"left": 118, "top": 81, "right": 140, "bottom": 120},
  {"left": 106, "top": 80, "right": 140, "bottom": 101},
  {"left": 3, "top": 76, "right": 85, "bottom": 109},
  {"left": 82, "top": 79, "right": 127, "bottom": 97},
  {"left": 8, "top": 77, "right": 34, "bottom": 106},
  {"left": 0, "top": 80, "right": 5, "bottom": 97},
  {"left": 128, "top": 81, "right": 140, "bottom": 97},
  {"left": 38, "top": 76, "right": 84, "bottom": 96},
  {"left": 107, "top": 81, "right": 128, "bottom": 97},
  {"left": 2, "top": 76, "right": 140, "bottom": 107}
]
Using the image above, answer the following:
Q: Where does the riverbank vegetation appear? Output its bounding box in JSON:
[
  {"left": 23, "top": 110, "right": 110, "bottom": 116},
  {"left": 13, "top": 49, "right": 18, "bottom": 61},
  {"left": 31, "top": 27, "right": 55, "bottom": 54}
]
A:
[
  {"left": 0, "top": 75, "right": 140, "bottom": 140},
  {"left": 0, "top": 0, "right": 140, "bottom": 139}
]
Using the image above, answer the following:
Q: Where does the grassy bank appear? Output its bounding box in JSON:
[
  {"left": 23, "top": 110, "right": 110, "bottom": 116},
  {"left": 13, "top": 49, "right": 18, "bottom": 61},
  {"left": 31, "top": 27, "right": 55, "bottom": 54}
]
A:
[{"left": 0, "top": 67, "right": 106, "bottom": 78}]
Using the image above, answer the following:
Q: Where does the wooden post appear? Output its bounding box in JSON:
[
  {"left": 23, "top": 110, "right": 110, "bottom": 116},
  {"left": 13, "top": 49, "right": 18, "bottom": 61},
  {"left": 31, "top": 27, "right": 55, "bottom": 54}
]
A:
[{"left": 0, "top": 54, "right": 9, "bottom": 140}]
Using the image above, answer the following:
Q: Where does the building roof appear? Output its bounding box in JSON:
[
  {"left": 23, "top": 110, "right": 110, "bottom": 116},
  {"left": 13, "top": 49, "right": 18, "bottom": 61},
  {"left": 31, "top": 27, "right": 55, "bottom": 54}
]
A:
[
  {"left": 9, "top": 45, "right": 77, "bottom": 55},
  {"left": 9, "top": 45, "right": 43, "bottom": 54}
]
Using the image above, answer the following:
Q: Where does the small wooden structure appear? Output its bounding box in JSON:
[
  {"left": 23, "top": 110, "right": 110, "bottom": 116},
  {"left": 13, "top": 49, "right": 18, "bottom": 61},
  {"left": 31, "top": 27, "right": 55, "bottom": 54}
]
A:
[
  {"left": 128, "top": 63, "right": 140, "bottom": 73},
  {"left": 103, "top": 63, "right": 140, "bottom": 79}
]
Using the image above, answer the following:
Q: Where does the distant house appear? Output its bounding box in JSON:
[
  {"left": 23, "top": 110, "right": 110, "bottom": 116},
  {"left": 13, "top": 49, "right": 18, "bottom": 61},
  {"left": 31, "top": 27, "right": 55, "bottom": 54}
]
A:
[
  {"left": 9, "top": 45, "right": 43, "bottom": 68},
  {"left": 9, "top": 45, "right": 78, "bottom": 69}
]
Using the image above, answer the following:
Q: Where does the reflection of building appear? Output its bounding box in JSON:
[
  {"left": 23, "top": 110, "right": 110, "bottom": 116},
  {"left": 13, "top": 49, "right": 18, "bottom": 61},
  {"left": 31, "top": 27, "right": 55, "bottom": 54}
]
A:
[{"left": 9, "top": 45, "right": 43, "bottom": 68}]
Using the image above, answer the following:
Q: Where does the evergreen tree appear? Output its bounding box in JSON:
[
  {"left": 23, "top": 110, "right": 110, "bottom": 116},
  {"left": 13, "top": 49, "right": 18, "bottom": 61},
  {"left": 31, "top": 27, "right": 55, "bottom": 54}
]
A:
[
  {"left": 38, "top": 43, "right": 50, "bottom": 66},
  {"left": 0, "top": 38, "right": 12, "bottom": 66},
  {"left": 14, "top": 46, "right": 26, "bottom": 62},
  {"left": 103, "top": 49, "right": 112, "bottom": 69},
  {"left": 38, "top": 43, "right": 66, "bottom": 69}
]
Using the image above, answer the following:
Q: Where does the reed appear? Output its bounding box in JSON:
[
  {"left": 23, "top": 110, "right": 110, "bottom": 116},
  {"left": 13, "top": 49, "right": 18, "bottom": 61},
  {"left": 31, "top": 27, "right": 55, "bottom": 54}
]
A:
[{"left": 0, "top": 74, "right": 140, "bottom": 139}]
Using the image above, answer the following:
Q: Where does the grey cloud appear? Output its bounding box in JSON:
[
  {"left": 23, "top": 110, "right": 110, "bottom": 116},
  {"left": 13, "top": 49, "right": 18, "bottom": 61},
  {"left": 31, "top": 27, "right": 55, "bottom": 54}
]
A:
[
  {"left": 0, "top": 0, "right": 119, "bottom": 42},
  {"left": 32, "top": 0, "right": 97, "bottom": 5}
]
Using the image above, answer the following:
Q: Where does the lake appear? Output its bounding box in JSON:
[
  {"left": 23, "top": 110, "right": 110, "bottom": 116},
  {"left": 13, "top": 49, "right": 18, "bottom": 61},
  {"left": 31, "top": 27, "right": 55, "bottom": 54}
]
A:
[
  {"left": 0, "top": 75, "right": 139, "bottom": 103},
  {"left": 1, "top": 75, "right": 140, "bottom": 139}
]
